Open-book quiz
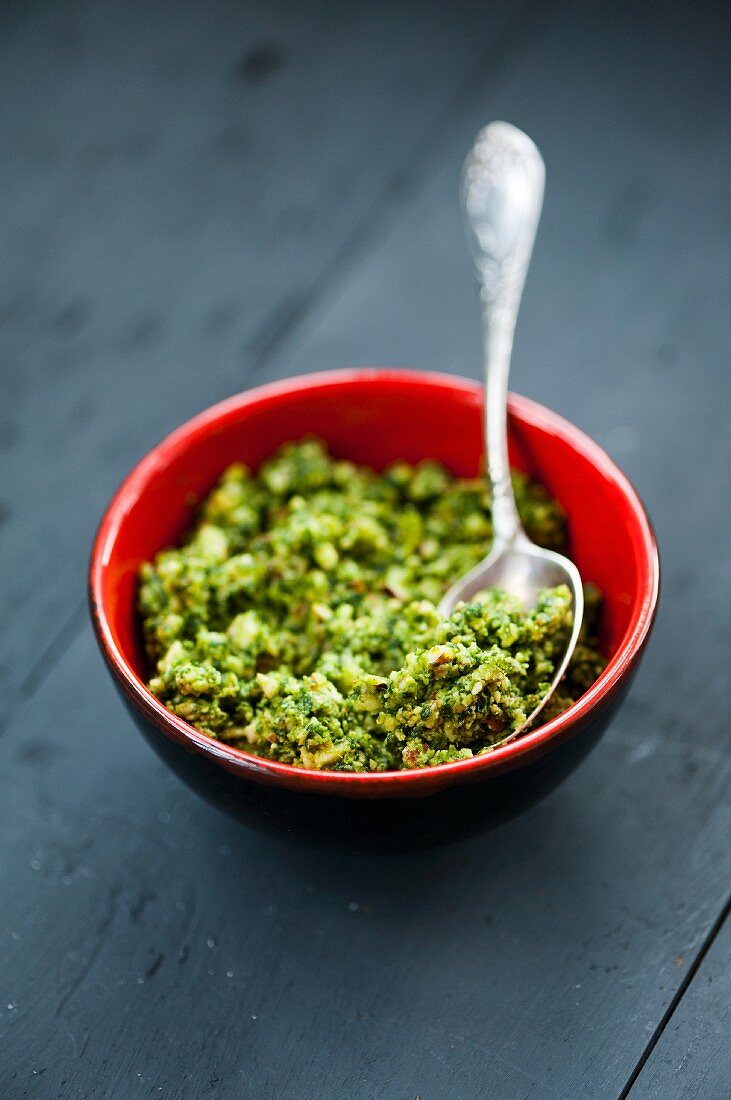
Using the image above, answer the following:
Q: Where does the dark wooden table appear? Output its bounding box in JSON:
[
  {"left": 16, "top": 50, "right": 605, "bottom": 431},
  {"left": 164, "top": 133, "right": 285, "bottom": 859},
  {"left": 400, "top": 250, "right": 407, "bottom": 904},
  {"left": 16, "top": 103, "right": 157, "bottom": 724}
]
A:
[{"left": 2, "top": 2, "right": 729, "bottom": 1096}]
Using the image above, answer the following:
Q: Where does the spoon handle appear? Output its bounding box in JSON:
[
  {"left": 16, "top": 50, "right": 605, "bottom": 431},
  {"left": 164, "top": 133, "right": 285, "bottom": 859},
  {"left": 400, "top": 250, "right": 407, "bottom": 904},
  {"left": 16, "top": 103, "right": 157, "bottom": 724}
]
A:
[{"left": 462, "top": 122, "right": 545, "bottom": 545}]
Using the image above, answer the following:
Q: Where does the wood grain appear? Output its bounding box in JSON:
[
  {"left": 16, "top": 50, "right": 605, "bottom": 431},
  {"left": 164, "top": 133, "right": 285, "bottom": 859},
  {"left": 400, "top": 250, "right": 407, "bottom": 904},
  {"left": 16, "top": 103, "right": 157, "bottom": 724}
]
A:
[
  {"left": 1, "top": 0, "right": 730, "bottom": 1097},
  {"left": 0, "top": 0, "right": 530, "bottom": 714},
  {"left": 628, "top": 908, "right": 731, "bottom": 1099},
  {"left": 1, "top": 628, "right": 729, "bottom": 1098}
]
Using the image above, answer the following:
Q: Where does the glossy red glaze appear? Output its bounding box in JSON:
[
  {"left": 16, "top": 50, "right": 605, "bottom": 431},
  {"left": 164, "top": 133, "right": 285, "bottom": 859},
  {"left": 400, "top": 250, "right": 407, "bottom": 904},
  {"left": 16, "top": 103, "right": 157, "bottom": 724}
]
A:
[{"left": 90, "top": 370, "right": 659, "bottom": 807}]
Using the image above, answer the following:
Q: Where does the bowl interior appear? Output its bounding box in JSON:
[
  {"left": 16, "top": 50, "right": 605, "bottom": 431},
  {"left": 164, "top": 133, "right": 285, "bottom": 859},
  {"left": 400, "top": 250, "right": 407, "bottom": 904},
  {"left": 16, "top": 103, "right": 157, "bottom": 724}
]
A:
[{"left": 98, "top": 372, "right": 649, "bottom": 709}]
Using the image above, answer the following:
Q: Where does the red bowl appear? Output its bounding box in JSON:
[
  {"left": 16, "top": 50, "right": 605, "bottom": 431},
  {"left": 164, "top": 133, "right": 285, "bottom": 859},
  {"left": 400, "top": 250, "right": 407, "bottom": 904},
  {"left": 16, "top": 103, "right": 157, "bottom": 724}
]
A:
[{"left": 90, "top": 370, "right": 659, "bottom": 849}]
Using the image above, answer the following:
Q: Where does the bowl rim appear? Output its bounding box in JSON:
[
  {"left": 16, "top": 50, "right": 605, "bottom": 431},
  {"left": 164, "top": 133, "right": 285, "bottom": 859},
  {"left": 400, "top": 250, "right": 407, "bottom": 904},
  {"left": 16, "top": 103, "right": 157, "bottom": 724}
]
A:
[{"left": 90, "top": 368, "right": 660, "bottom": 797}]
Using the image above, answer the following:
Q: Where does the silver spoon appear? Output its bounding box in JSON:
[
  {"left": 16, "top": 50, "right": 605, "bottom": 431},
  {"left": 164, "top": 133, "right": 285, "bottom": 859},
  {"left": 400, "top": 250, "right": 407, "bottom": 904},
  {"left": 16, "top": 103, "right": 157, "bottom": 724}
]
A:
[{"left": 438, "top": 121, "right": 584, "bottom": 741}]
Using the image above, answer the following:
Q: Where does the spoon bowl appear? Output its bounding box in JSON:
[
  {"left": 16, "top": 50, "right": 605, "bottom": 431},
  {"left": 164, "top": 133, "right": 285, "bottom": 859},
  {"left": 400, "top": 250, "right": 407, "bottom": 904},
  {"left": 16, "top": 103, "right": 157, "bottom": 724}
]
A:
[
  {"left": 439, "top": 535, "right": 584, "bottom": 615},
  {"left": 438, "top": 534, "right": 584, "bottom": 742}
]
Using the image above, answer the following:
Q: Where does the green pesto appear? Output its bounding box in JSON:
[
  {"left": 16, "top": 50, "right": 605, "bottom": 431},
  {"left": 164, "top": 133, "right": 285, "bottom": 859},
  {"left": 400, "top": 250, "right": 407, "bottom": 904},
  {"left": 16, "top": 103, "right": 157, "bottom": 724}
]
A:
[{"left": 138, "top": 439, "right": 605, "bottom": 771}]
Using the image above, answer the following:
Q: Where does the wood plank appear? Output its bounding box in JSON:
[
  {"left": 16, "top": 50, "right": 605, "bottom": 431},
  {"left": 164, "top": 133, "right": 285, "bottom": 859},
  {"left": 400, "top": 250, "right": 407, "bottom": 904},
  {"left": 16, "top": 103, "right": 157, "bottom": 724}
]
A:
[
  {"left": 628, "top": 908, "right": 731, "bottom": 1099},
  {"left": 0, "top": 0, "right": 528, "bottom": 712},
  {"left": 253, "top": 2, "right": 731, "bottom": 1089},
  {"left": 2, "top": 1, "right": 730, "bottom": 1097},
  {"left": 1, "top": 627, "right": 729, "bottom": 1098}
]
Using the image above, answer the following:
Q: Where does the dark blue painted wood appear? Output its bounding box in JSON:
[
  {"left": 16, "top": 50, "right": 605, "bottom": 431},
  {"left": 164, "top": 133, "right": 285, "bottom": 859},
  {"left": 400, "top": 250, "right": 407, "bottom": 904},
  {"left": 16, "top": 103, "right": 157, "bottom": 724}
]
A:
[
  {"left": 0, "top": 0, "right": 524, "bottom": 715},
  {"left": 2, "top": 627, "right": 729, "bottom": 1098},
  {"left": 1, "top": 1, "right": 730, "bottom": 1097},
  {"left": 629, "top": 910, "right": 731, "bottom": 1099}
]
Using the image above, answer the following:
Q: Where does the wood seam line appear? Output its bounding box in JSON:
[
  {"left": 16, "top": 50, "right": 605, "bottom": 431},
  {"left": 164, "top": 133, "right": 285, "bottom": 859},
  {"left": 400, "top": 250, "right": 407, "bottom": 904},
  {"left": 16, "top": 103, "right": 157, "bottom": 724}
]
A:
[
  {"left": 619, "top": 892, "right": 731, "bottom": 1099},
  {"left": 1, "top": 604, "right": 88, "bottom": 736}
]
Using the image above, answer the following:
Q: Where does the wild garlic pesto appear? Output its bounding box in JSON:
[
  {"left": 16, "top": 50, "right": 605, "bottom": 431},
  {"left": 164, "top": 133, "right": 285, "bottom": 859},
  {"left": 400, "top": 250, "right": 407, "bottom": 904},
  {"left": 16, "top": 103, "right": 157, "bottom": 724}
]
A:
[{"left": 138, "top": 439, "right": 605, "bottom": 771}]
